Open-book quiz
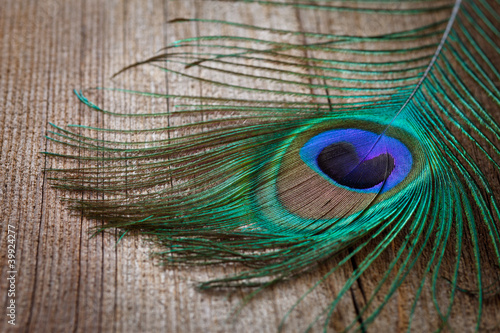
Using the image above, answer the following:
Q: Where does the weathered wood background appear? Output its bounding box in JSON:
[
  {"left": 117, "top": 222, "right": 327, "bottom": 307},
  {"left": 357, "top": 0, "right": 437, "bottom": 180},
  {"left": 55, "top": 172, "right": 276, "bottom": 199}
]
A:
[{"left": 1, "top": 0, "right": 499, "bottom": 332}]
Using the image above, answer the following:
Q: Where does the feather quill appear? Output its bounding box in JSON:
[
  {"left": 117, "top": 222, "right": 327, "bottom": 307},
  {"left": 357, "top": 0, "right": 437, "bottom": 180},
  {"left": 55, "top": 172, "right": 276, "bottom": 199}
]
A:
[{"left": 45, "top": 0, "right": 500, "bottom": 331}]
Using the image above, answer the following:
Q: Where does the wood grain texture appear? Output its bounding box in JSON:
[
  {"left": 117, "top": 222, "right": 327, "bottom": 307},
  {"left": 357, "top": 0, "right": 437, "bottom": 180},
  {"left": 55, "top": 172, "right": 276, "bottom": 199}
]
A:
[{"left": 1, "top": 0, "right": 499, "bottom": 332}]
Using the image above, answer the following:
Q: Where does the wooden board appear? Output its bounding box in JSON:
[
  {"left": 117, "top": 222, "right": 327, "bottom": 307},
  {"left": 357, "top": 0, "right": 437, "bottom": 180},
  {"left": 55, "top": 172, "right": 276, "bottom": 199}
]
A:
[{"left": 1, "top": 0, "right": 499, "bottom": 332}]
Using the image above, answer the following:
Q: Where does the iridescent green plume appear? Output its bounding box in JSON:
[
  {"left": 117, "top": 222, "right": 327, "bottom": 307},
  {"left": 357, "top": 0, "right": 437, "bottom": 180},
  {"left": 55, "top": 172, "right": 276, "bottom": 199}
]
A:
[{"left": 45, "top": 0, "right": 500, "bottom": 331}]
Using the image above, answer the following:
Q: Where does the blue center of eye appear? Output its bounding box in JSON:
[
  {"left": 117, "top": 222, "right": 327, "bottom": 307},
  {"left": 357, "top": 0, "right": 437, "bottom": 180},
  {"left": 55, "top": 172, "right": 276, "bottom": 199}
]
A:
[
  {"left": 300, "top": 128, "right": 412, "bottom": 193},
  {"left": 317, "top": 141, "right": 395, "bottom": 189}
]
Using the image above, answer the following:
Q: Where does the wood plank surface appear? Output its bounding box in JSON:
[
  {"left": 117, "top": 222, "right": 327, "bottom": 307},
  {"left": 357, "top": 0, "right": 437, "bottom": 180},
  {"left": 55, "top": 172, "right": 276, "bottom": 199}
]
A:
[{"left": 1, "top": 0, "right": 499, "bottom": 332}]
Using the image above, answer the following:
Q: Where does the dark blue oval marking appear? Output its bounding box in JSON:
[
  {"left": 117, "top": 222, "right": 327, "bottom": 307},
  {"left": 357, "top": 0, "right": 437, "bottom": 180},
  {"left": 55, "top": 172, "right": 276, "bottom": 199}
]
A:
[{"left": 300, "top": 128, "right": 412, "bottom": 193}]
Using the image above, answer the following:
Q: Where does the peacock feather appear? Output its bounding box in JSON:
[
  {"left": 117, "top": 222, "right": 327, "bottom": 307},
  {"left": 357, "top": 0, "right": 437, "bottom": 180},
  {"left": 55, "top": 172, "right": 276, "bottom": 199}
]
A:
[{"left": 45, "top": 0, "right": 500, "bottom": 331}]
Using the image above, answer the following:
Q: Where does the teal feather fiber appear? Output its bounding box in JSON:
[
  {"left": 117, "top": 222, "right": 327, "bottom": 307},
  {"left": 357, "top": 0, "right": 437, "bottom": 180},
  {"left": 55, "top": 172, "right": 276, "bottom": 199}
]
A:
[{"left": 45, "top": 0, "right": 500, "bottom": 331}]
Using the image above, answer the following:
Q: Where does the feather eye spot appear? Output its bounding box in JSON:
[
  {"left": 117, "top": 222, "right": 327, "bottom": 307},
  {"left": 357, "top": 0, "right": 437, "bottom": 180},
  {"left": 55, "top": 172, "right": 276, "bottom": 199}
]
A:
[{"left": 273, "top": 123, "right": 418, "bottom": 222}]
